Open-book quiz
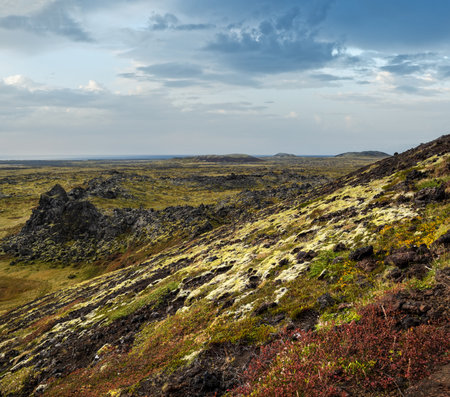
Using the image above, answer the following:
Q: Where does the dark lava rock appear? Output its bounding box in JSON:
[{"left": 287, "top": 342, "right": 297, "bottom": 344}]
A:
[
  {"left": 253, "top": 302, "right": 277, "bottom": 316},
  {"left": 404, "top": 363, "right": 450, "bottom": 397},
  {"left": 278, "top": 258, "right": 290, "bottom": 267},
  {"left": 247, "top": 275, "right": 261, "bottom": 289},
  {"left": 385, "top": 245, "right": 432, "bottom": 269},
  {"left": 349, "top": 246, "right": 374, "bottom": 261},
  {"left": 432, "top": 230, "right": 450, "bottom": 250},
  {"left": 406, "top": 169, "right": 427, "bottom": 181},
  {"left": 317, "top": 293, "right": 335, "bottom": 310},
  {"left": 318, "top": 134, "right": 450, "bottom": 197},
  {"left": 357, "top": 258, "right": 378, "bottom": 273},
  {"left": 291, "top": 308, "right": 319, "bottom": 331},
  {"left": 295, "top": 250, "right": 317, "bottom": 263},
  {"left": 414, "top": 184, "right": 446, "bottom": 205},
  {"left": 387, "top": 267, "right": 403, "bottom": 282},
  {"left": 333, "top": 242, "right": 347, "bottom": 252}
]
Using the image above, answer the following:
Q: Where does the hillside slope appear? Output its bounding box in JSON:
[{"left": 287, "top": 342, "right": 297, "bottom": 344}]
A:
[{"left": 0, "top": 135, "right": 449, "bottom": 397}]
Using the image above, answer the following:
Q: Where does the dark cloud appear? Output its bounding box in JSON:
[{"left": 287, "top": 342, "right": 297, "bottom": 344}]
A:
[
  {"left": 138, "top": 63, "right": 204, "bottom": 79},
  {"left": 176, "top": 23, "right": 215, "bottom": 31},
  {"left": 148, "top": 12, "right": 215, "bottom": 32},
  {"left": 205, "top": 7, "right": 340, "bottom": 74},
  {"left": 310, "top": 73, "right": 352, "bottom": 81},
  {"left": 394, "top": 85, "right": 440, "bottom": 96},
  {"left": 323, "top": 0, "right": 450, "bottom": 50},
  {"left": 148, "top": 13, "right": 179, "bottom": 31},
  {"left": 176, "top": 0, "right": 334, "bottom": 24},
  {"left": 381, "top": 63, "right": 423, "bottom": 75},
  {"left": 0, "top": 2, "right": 92, "bottom": 42},
  {"left": 380, "top": 53, "right": 436, "bottom": 75},
  {"left": 439, "top": 65, "right": 450, "bottom": 78},
  {"left": 163, "top": 80, "right": 200, "bottom": 88}
]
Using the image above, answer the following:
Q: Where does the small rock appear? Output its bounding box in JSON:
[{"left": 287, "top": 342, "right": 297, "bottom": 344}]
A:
[
  {"left": 349, "top": 246, "right": 373, "bottom": 261},
  {"left": 34, "top": 384, "right": 48, "bottom": 394},
  {"left": 357, "top": 258, "right": 377, "bottom": 272},
  {"left": 317, "top": 269, "right": 328, "bottom": 280},
  {"left": 317, "top": 293, "right": 335, "bottom": 310},
  {"left": 333, "top": 242, "right": 347, "bottom": 252},
  {"left": 296, "top": 250, "right": 317, "bottom": 263},
  {"left": 337, "top": 303, "right": 352, "bottom": 311},
  {"left": 254, "top": 302, "right": 277, "bottom": 316}
]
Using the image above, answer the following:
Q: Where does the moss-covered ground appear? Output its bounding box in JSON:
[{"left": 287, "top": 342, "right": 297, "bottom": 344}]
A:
[{"left": 0, "top": 143, "right": 448, "bottom": 396}]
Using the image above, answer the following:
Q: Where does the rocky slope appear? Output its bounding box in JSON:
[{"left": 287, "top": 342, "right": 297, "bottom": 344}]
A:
[{"left": 0, "top": 135, "right": 448, "bottom": 397}]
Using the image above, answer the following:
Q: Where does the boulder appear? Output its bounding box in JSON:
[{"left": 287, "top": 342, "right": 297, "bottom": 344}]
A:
[{"left": 384, "top": 245, "right": 432, "bottom": 269}]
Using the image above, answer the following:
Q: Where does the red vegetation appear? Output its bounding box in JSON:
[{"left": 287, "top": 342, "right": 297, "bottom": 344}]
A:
[{"left": 232, "top": 303, "right": 449, "bottom": 397}]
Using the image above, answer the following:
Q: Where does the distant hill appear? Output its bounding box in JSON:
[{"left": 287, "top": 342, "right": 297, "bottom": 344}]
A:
[
  {"left": 187, "top": 154, "right": 263, "bottom": 163},
  {"left": 335, "top": 150, "right": 390, "bottom": 158},
  {"left": 272, "top": 153, "right": 297, "bottom": 158}
]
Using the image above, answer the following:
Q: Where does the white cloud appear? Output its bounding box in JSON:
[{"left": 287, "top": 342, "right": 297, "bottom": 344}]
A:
[
  {"left": 286, "top": 111, "right": 299, "bottom": 119},
  {"left": 3, "top": 74, "right": 41, "bottom": 90},
  {"left": 79, "top": 80, "right": 106, "bottom": 92}
]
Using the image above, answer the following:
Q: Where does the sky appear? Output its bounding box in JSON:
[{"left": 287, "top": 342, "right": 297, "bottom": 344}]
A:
[{"left": 0, "top": 0, "right": 449, "bottom": 158}]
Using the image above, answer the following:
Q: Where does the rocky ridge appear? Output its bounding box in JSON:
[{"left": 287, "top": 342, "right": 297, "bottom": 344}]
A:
[{"left": 1, "top": 177, "right": 318, "bottom": 265}]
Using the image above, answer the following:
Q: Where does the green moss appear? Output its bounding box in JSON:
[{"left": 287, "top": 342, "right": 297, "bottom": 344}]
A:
[
  {"left": 107, "top": 281, "right": 179, "bottom": 322},
  {"left": 208, "top": 316, "right": 276, "bottom": 344},
  {"left": 415, "top": 179, "right": 443, "bottom": 190},
  {"left": 309, "top": 250, "right": 341, "bottom": 278},
  {"left": 0, "top": 366, "right": 34, "bottom": 395}
]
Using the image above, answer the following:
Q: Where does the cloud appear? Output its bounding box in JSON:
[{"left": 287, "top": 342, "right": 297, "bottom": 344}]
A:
[
  {"left": 394, "top": 85, "right": 441, "bottom": 96},
  {"left": 0, "top": 2, "right": 92, "bottom": 42},
  {"left": 439, "top": 65, "right": 450, "bottom": 78},
  {"left": 310, "top": 73, "right": 352, "bottom": 81},
  {"left": 79, "top": 80, "right": 107, "bottom": 93},
  {"left": 205, "top": 7, "right": 340, "bottom": 74},
  {"left": 323, "top": 0, "right": 450, "bottom": 51},
  {"left": 138, "top": 63, "right": 204, "bottom": 79},
  {"left": 122, "top": 62, "right": 261, "bottom": 87},
  {"left": 380, "top": 53, "right": 437, "bottom": 76},
  {"left": 148, "top": 12, "right": 215, "bottom": 32}
]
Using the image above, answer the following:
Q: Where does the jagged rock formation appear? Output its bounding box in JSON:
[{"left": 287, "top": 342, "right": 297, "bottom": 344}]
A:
[{"left": 1, "top": 179, "right": 317, "bottom": 265}]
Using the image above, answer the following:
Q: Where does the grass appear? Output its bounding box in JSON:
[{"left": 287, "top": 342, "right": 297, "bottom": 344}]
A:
[
  {"left": 106, "top": 281, "right": 180, "bottom": 323},
  {"left": 0, "top": 259, "right": 102, "bottom": 315}
]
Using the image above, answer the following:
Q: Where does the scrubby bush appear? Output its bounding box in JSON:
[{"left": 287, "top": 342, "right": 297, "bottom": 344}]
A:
[{"left": 232, "top": 302, "right": 449, "bottom": 396}]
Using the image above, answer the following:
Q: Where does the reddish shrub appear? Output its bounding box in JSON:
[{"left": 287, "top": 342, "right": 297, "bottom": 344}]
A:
[{"left": 232, "top": 303, "right": 449, "bottom": 397}]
